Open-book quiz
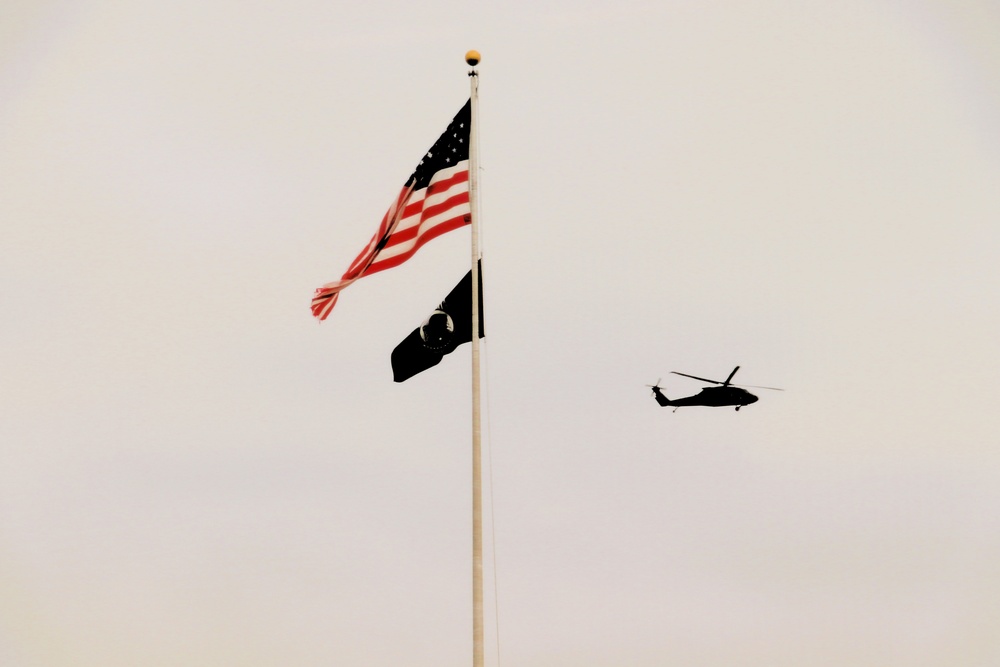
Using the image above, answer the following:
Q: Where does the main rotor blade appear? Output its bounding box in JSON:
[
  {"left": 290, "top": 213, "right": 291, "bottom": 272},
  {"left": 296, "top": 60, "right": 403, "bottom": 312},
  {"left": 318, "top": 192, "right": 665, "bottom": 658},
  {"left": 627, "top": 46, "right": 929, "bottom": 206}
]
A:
[
  {"left": 732, "top": 383, "right": 784, "bottom": 391},
  {"left": 723, "top": 366, "right": 740, "bottom": 386},
  {"left": 670, "top": 371, "right": 723, "bottom": 385}
]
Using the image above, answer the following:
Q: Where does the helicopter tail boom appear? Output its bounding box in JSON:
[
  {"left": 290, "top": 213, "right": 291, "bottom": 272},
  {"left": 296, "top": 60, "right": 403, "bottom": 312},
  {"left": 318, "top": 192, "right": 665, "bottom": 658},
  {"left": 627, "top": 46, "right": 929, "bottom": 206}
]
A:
[{"left": 650, "top": 386, "right": 673, "bottom": 407}]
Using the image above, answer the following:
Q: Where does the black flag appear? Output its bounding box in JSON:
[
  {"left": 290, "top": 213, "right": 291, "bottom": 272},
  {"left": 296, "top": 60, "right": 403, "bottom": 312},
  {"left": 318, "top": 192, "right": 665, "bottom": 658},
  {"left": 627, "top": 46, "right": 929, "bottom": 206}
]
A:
[{"left": 391, "top": 261, "right": 484, "bottom": 382}]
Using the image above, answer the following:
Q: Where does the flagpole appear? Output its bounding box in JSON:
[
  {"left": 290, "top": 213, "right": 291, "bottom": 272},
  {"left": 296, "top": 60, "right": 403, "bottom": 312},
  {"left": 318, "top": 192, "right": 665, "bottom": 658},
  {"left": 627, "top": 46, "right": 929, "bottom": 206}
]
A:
[{"left": 466, "top": 49, "right": 484, "bottom": 667}]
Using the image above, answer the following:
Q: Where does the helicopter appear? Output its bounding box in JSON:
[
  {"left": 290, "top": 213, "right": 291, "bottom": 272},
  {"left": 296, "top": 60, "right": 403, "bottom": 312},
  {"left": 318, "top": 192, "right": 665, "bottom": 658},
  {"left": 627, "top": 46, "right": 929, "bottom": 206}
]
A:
[{"left": 648, "top": 366, "right": 782, "bottom": 411}]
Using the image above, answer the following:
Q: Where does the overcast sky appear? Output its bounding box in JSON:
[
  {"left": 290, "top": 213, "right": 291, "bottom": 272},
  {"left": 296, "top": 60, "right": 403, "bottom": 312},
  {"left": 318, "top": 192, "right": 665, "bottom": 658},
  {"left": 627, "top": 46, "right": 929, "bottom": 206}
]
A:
[{"left": 2, "top": 1, "right": 1000, "bottom": 665}]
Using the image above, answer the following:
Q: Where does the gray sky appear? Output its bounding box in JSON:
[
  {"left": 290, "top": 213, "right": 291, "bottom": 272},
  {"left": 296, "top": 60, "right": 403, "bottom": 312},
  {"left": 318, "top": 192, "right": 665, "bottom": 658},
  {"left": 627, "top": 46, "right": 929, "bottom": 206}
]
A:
[{"left": 2, "top": 1, "right": 1000, "bottom": 665}]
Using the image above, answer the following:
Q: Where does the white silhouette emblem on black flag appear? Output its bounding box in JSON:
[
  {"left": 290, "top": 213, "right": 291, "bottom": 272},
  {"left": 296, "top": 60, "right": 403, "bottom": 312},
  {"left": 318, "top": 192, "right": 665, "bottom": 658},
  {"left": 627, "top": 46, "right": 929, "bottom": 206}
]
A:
[{"left": 391, "top": 260, "right": 484, "bottom": 382}]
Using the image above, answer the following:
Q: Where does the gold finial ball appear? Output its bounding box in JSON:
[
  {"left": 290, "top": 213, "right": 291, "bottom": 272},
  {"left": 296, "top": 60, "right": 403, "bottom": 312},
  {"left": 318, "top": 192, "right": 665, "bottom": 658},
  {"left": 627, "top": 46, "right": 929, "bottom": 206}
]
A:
[{"left": 465, "top": 50, "right": 481, "bottom": 67}]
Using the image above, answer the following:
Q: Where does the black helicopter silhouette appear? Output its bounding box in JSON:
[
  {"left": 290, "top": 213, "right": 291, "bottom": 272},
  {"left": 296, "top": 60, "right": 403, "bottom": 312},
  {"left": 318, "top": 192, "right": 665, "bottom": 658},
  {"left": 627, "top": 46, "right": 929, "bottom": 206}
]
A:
[{"left": 648, "top": 366, "right": 782, "bottom": 411}]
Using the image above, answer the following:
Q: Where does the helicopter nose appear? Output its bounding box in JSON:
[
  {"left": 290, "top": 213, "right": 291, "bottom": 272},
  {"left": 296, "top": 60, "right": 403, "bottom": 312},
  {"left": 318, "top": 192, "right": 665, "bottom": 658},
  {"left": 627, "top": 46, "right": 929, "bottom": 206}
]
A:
[{"left": 747, "top": 394, "right": 758, "bottom": 403}]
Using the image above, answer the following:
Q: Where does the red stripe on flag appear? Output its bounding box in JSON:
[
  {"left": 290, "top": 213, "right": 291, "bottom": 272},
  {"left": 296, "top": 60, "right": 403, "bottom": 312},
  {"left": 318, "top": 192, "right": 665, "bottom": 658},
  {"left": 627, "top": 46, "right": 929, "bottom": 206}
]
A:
[
  {"left": 424, "top": 169, "right": 469, "bottom": 197},
  {"left": 399, "top": 170, "right": 468, "bottom": 220},
  {"left": 311, "top": 290, "right": 339, "bottom": 320},
  {"left": 383, "top": 195, "right": 471, "bottom": 250},
  {"left": 367, "top": 213, "right": 471, "bottom": 273}
]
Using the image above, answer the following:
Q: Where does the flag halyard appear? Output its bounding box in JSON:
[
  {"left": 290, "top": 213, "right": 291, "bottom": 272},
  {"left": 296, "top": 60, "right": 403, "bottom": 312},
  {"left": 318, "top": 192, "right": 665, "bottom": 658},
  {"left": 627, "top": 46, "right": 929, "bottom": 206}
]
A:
[{"left": 312, "top": 100, "right": 472, "bottom": 321}]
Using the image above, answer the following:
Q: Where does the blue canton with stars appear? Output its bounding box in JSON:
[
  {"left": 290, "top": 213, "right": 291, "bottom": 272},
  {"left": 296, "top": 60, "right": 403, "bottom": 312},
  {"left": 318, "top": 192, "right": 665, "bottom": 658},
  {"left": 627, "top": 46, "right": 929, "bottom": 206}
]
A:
[{"left": 406, "top": 99, "right": 471, "bottom": 190}]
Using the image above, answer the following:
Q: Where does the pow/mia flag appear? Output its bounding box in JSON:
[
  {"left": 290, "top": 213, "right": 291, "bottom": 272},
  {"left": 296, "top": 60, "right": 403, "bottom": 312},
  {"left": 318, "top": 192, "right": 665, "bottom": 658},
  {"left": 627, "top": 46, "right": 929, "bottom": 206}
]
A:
[{"left": 391, "top": 260, "right": 484, "bottom": 382}]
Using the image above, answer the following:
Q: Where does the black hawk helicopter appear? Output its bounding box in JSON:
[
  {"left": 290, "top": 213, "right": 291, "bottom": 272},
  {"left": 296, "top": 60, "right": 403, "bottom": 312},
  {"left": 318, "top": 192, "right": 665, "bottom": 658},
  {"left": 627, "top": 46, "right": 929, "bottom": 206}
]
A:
[{"left": 648, "top": 366, "right": 782, "bottom": 411}]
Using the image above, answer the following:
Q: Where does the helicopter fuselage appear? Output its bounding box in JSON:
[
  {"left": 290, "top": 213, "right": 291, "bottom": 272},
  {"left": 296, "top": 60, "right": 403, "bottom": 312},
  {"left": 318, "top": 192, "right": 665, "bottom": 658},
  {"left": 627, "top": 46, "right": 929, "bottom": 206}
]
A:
[{"left": 652, "top": 385, "right": 758, "bottom": 410}]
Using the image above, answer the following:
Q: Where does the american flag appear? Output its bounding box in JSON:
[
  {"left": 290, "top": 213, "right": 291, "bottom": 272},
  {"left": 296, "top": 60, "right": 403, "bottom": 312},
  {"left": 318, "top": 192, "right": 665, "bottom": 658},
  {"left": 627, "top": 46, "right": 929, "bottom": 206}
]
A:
[{"left": 311, "top": 100, "right": 472, "bottom": 321}]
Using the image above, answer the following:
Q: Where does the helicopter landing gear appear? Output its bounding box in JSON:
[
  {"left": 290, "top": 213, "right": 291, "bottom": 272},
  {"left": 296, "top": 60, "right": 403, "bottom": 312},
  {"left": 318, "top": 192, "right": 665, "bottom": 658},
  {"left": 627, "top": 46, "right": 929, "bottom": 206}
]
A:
[{"left": 735, "top": 406, "right": 741, "bottom": 411}]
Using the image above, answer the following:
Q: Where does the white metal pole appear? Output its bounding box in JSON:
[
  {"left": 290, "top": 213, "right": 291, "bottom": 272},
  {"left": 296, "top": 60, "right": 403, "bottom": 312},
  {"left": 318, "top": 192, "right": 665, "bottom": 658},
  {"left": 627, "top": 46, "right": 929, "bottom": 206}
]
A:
[{"left": 466, "top": 50, "right": 484, "bottom": 667}]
